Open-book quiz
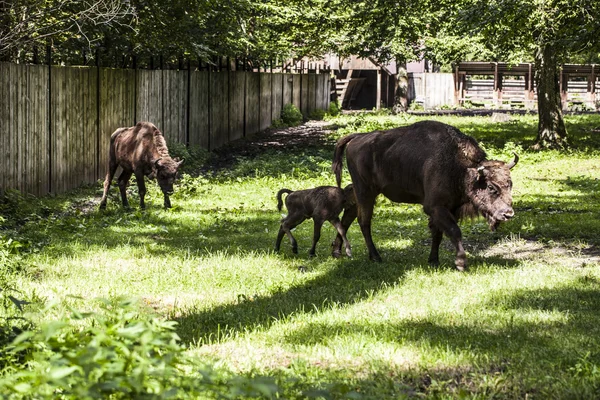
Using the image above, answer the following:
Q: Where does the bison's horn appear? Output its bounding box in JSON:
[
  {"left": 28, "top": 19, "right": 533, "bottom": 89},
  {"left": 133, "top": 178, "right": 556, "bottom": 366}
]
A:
[
  {"left": 154, "top": 157, "right": 163, "bottom": 168},
  {"left": 507, "top": 152, "right": 519, "bottom": 169}
]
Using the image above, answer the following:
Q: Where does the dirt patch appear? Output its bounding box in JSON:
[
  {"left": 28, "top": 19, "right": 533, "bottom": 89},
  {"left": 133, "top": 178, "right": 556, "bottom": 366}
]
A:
[
  {"left": 481, "top": 236, "right": 600, "bottom": 267},
  {"left": 201, "top": 120, "right": 335, "bottom": 174}
]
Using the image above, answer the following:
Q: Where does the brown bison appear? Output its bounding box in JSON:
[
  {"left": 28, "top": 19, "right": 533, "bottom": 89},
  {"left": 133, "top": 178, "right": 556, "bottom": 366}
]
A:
[
  {"left": 99, "top": 122, "right": 183, "bottom": 210},
  {"left": 332, "top": 120, "right": 518, "bottom": 271},
  {"left": 275, "top": 185, "right": 356, "bottom": 258}
]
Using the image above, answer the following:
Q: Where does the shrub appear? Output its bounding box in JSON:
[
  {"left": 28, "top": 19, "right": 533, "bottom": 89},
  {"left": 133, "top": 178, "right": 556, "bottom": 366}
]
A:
[
  {"left": 0, "top": 298, "right": 281, "bottom": 399},
  {"left": 327, "top": 100, "right": 341, "bottom": 117},
  {"left": 308, "top": 109, "right": 326, "bottom": 120},
  {"left": 280, "top": 103, "right": 303, "bottom": 127}
]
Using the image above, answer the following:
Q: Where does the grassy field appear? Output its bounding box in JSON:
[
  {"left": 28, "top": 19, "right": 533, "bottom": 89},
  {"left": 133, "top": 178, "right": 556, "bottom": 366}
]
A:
[{"left": 2, "top": 112, "right": 600, "bottom": 398}]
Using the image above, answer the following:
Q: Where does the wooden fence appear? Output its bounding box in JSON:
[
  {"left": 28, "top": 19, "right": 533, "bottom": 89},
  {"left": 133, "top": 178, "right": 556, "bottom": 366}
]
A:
[{"left": 0, "top": 62, "right": 331, "bottom": 196}]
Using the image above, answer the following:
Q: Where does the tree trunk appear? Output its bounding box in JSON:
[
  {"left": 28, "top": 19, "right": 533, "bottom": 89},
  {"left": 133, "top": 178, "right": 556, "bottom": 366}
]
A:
[
  {"left": 534, "top": 42, "right": 568, "bottom": 149},
  {"left": 392, "top": 58, "right": 408, "bottom": 113}
]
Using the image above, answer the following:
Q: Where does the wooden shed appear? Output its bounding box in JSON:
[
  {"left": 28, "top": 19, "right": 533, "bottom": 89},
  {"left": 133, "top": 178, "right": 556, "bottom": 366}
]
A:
[{"left": 324, "top": 55, "right": 396, "bottom": 109}]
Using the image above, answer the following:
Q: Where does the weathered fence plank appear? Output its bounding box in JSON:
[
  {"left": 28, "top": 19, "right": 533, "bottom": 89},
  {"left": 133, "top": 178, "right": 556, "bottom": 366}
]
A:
[
  {"left": 210, "top": 71, "right": 229, "bottom": 150},
  {"left": 282, "top": 73, "right": 293, "bottom": 108},
  {"left": 300, "top": 74, "right": 309, "bottom": 116},
  {"left": 292, "top": 74, "right": 302, "bottom": 112},
  {"left": 260, "top": 74, "right": 272, "bottom": 131},
  {"left": 189, "top": 70, "right": 209, "bottom": 149},
  {"left": 245, "top": 73, "right": 260, "bottom": 136},
  {"left": 229, "top": 72, "right": 246, "bottom": 141},
  {"left": 98, "top": 68, "right": 136, "bottom": 178},
  {"left": 50, "top": 66, "right": 99, "bottom": 194},
  {"left": 271, "top": 73, "right": 283, "bottom": 121},
  {"left": 137, "top": 69, "right": 163, "bottom": 128},
  {"left": 162, "top": 70, "right": 188, "bottom": 143}
]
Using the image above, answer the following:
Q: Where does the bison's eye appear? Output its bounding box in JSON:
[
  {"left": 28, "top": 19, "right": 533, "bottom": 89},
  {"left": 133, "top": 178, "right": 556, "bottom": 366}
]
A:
[{"left": 487, "top": 184, "right": 498, "bottom": 194}]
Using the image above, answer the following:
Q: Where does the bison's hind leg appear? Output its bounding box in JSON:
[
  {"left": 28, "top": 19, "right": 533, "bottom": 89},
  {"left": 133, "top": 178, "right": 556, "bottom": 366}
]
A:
[{"left": 99, "top": 163, "right": 118, "bottom": 210}]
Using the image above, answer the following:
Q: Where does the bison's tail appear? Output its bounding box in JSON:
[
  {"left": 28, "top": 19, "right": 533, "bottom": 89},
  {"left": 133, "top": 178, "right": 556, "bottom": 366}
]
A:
[
  {"left": 276, "top": 189, "right": 293, "bottom": 211},
  {"left": 332, "top": 134, "right": 359, "bottom": 188}
]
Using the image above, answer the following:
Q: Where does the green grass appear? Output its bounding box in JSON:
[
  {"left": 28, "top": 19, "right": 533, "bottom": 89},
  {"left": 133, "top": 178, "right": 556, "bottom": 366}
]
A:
[{"left": 2, "top": 112, "right": 600, "bottom": 398}]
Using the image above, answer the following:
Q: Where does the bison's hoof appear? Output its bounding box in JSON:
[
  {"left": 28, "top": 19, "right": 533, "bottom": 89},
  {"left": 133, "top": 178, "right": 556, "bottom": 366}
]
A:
[
  {"left": 331, "top": 250, "right": 342, "bottom": 258},
  {"left": 455, "top": 261, "right": 468, "bottom": 272},
  {"left": 292, "top": 247, "right": 298, "bottom": 254},
  {"left": 370, "top": 254, "right": 383, "bottom": 262}
]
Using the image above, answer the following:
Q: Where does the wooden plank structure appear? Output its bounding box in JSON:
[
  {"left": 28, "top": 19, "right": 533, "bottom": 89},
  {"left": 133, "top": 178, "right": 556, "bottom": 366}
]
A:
[
  {"left": 328, "top": 55, "right": 395, "bottom": 109},
  {"left": 455, "top": 62, "right": 599, "bottom": 110},
  {"left": 0, "top": 60, "right": 331, "bottom": 197}
]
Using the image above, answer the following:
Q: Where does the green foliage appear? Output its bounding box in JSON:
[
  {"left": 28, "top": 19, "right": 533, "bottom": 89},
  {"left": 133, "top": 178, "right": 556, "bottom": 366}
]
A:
[
  {"left": 280, "top": 103, "right": 304, "bottom": 127},
  {"left": 308, "top": 109, "right": 326, "bottom": 121},
  {"left": 166, "top": 142, "right": 211, "bottom": 176},
  {"left": 327, "top": 100, "right": 341, "bottom": 117},
  {"left": 0, "top": 298, "right": 281, "bottom": 399}
]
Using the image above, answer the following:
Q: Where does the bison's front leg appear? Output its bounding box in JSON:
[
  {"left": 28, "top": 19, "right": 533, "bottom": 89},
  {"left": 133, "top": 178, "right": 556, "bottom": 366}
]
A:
[
  {"left": 428, "top": 206, "right": 467, "bottom": 271},
  {"left": 332, "top": 205, "right": 357, "bottom": 258},
  {"left": 134, "top": 171, "right": 147, "bottom": 209},
  {"left": 163, "top": 194, "right": 172, "bottom": 209},
  {"left": 118, "top": 170, "right": 133, "bottom": 209}
]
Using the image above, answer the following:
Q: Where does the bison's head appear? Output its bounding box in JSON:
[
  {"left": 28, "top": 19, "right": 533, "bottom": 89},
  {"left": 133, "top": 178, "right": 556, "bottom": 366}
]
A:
[
  {"left": 153, "top": 157, "right": 184, "bottom": 195},
  {"left": 467, "top": 153, "right": 518, "bottom": 231}
]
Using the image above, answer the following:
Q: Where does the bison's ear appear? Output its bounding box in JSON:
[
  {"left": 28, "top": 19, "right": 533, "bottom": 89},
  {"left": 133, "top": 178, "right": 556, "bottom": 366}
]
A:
[{"left": 468, "top": 166, "right": 487, "bottom": 185}]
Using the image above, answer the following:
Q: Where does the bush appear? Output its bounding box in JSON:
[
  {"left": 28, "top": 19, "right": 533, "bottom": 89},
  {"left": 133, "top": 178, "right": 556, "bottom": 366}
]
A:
[
  {"left": 327, "top": 100, "right": 341, "bottom": 117},
  {"left": 280, "top": 103, "right": 303, "bottom": 127},
  {"left": 0, "top": 298, "right": 281, "bottom": 399},
  {"left": 308, "top": 109, "right": 326, "bottom": 120}
]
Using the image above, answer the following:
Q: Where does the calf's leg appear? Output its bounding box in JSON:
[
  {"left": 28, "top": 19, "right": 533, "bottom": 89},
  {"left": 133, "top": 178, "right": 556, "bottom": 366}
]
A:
[
  {"left": 275, "top": 213, "right": 305, "bottom": 254},
  {"left": 330, "top": 217, "right": 352, "bottom": 257},
  {"left": 309, "top": 218, "right": 325, "bottom": 257},
  {"left": 331, "top": 205, "right": 357, "bottom": 258}
]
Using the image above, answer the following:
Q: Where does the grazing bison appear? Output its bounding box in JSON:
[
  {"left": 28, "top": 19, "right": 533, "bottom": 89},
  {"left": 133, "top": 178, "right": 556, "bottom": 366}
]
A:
[
  {"left": 332, "top": 120, "right": 518, "bottom": 271},
  {"left": 99, "top": 122, "right": 183, "bottom": 210},
  {"left": 275, "top": 185, "right": 356, "bottom": 258}
]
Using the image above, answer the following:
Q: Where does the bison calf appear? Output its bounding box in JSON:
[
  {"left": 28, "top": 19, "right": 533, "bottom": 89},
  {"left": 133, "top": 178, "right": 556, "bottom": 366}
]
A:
[
  {"left": 275, "top": 185, "right": 356, "bottom": 257},
  {"left": 99, "top": 122, "right": 183, "bottom": 210}
]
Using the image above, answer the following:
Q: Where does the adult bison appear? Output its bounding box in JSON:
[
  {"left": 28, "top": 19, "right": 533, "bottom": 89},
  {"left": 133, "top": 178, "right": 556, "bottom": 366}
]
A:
[
  {"left": 331, "top": 120, "right": 518, "bottom": 271},
  {"left": 99, "top": 122, "right": 183, "bottom": 210}
]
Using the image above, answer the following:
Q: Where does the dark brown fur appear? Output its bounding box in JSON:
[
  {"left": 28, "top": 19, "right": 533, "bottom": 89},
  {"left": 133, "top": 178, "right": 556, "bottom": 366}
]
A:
[
  {"left": 99, "top": 122, "right": 183, "bottom": 210},
  {"left": 332, "top": 120, "right": 518, "bottom": 271},
  {"left": 275, "top": 185, "right": 356, "bottom": 257}
]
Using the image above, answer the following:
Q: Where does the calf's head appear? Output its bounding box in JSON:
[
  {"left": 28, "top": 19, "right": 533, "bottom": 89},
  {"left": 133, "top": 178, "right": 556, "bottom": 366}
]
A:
[
  {"left": 467, "top": 153, "right": 518, "bottom": 231},
  {"left": 153, "top": 157, "right": 184, "bottom": 195}
]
